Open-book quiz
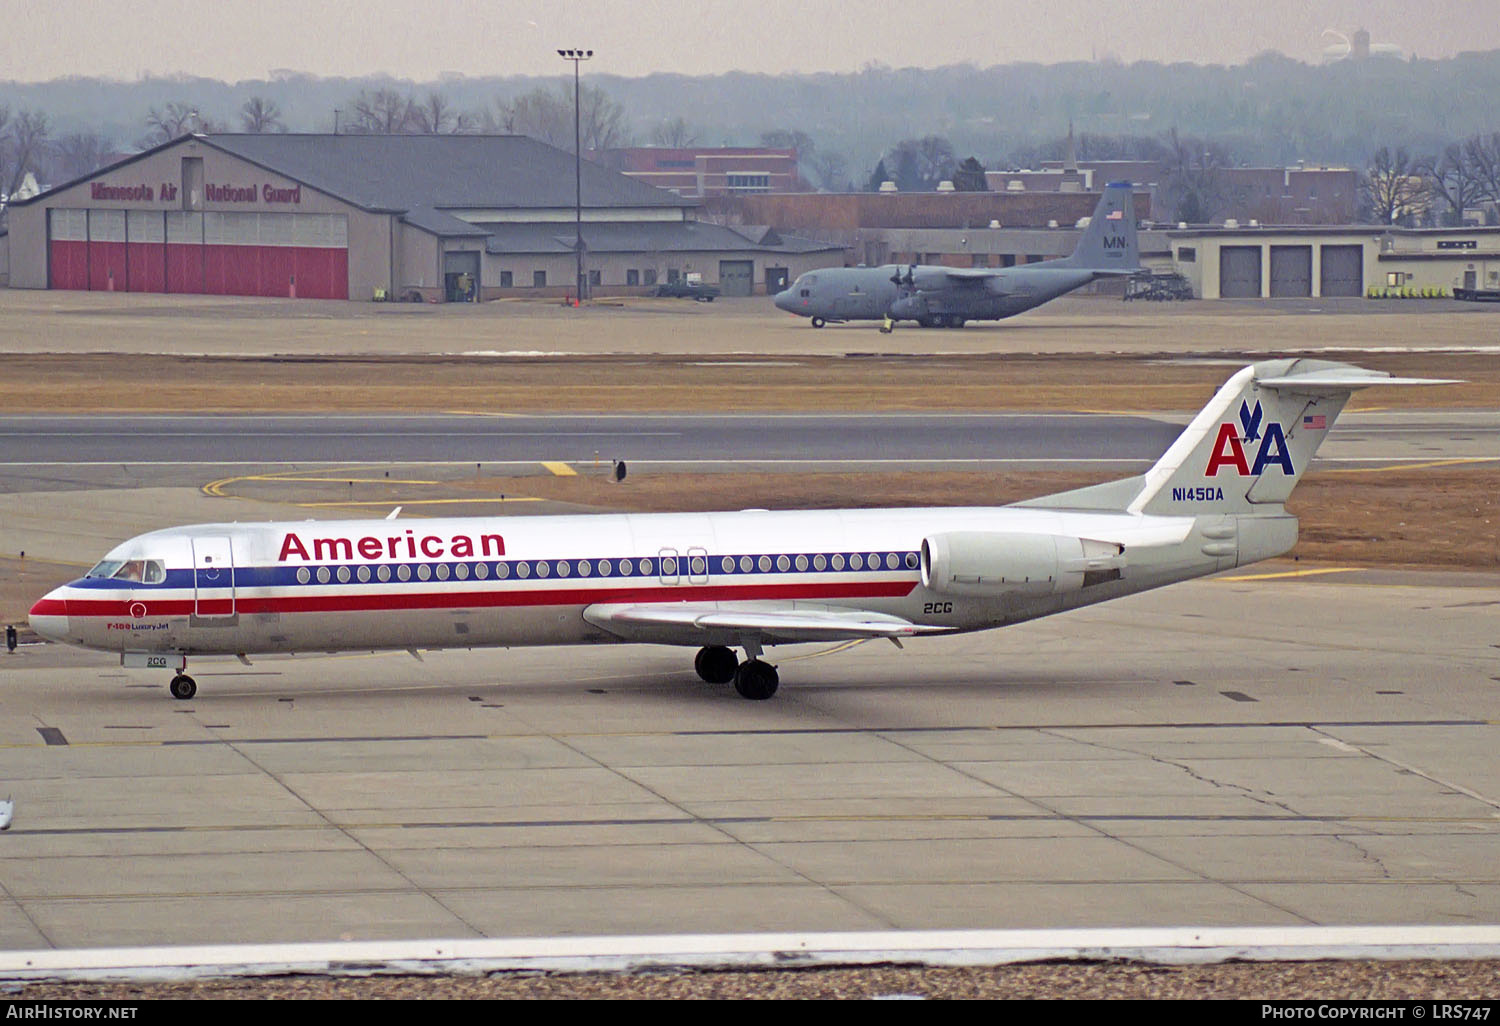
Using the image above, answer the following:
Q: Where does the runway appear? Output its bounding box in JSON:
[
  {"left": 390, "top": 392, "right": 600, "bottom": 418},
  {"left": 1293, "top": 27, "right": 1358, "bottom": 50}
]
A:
[
  {"left": 1, "top": 565, "right": 1497, "bottom": 948},
  {"left": 0, "top": 410, "right": 1493, "bottom": 494}
]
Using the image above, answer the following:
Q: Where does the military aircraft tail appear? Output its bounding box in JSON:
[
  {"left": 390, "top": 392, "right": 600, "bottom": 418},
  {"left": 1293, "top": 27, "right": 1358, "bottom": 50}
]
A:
[
  {"left": 1055, "top": 182, "right": 1140, "bottom": 274},
  {"left": 1017, "top": 360, "right": 1456, "bottom": 521}
]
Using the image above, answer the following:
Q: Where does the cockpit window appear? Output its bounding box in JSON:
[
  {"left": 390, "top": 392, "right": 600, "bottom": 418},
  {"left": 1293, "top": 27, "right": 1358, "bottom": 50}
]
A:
[{"left": 85, "top": 559, "right": 165, "bottom": 584}]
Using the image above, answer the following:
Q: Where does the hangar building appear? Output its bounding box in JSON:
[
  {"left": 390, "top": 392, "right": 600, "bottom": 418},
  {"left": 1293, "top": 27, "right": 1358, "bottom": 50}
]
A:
[
  {"left": 4, "top": 133, "right": 840, "bottom": 301},
  {"left": 1166, "top": 225, "right": 1500, "bottom": 298}
]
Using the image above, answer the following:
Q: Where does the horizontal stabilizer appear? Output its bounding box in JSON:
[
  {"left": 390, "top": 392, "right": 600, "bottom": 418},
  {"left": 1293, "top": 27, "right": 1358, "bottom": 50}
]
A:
[{"left": 1257, "top": 371, "right": 1462, "bottom": 392}]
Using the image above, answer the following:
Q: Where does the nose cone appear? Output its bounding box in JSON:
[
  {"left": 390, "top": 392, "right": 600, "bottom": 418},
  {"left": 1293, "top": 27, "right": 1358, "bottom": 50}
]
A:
[
  {"left": 28, "top": 591, "right": 69, "bottom": 643},
  {"left": 773, "top": 288, "right": 796, "bottom": 313}
]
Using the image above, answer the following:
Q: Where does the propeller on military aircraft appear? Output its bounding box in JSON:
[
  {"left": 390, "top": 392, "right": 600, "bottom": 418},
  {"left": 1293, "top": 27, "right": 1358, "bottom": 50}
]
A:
[{"left": 888, "top": 263, "right": 916, "bottom": 288}]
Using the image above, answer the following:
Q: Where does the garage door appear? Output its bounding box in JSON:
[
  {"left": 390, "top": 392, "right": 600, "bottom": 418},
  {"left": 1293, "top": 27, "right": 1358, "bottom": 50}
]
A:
[
  {"left": 719, "top": 260, "right": 754, "bottom": 297},
  {"left": 1218, "top": 246, "right": 1262, "bottom": 298},
  {"left": 49, "top": 208, "right": 348, "bottom": 299},
  {"left": 1269, "top": 246, "right": 1312, "bottom": 297},
  {"left": 1320, "top": 245, "right": 1364, "bottom": 297}
]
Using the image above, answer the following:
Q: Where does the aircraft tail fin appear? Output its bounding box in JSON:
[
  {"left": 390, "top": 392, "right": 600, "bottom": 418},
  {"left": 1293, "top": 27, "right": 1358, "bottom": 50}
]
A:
[
  {"left": 1016, "top": 359, "right": 1457, "bottom": 516},
  {"left": 1127, "top": 359, "right": 1457, "bottom": 517},
  {"left": 1056, "top": 182, "right": 1139, "bottom": 274}
]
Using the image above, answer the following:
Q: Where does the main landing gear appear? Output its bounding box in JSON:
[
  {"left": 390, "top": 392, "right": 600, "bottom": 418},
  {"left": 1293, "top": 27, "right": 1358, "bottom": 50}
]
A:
[
  {"left": 694, "top": 644, "right": 780, "bottom": 700},
  {"left": 169, "top": 673, "right": 197, "bottom": 700}
]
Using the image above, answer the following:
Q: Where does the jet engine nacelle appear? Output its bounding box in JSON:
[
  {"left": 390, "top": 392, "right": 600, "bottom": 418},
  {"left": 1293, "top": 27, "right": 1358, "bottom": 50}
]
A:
[{"left": 920, "top": 531, "right": 1125, "bottom": 597}]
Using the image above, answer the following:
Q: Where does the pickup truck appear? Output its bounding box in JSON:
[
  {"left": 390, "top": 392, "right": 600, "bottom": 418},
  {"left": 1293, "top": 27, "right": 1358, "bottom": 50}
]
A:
[{"left": 653, "top": 280, "right": 719, "bottom": 301}]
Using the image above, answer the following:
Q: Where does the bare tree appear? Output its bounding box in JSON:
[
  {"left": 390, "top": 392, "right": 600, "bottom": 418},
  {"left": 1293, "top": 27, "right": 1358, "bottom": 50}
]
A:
[
  {"left": 494, "top": 83, "right": 631, "bottom": 153},
  {"left": 881, "top": 136, "right": 955, "bottom": 191},
  {"left": 239, "top": 96, "right": 285, "bottom": 133},
  {"left": 412, "top": 92, "right": 476, "bottom": 134},
  {"left": 807, "top": 149, "right": 850, "bottom": 191},
  {"left": 348, "top": 89, "right": 416, "bottom": 134},
  {"left": 49, "top": 131, "right": 114, "bottom": 181},
  {"left": 1461, "top": 132, "right": 1500, "bottom": 214},
  {"left": 1418, "top": 143, "right": 1484, "bottom": 225},
  {"left": 1362, "top": 146, "right": 1428, "bottom": 225},
  {"left": 648, "top": 117, "right": 698, "bottom": 148},
  {"left": 142, "top": 101, "right": 217, "bottom": 144},
  {"left": 4, "top": 109, "right": 50, "bottom": 197},
  {"left": 1161, "top": 128, "right": 1238, "bottom": 223},
  {"left": 760, "top": 129, "right": 814, "bottom": 157}
]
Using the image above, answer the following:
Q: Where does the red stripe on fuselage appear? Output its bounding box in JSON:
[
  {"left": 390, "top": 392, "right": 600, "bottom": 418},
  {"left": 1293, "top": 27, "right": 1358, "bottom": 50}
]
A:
[{"left": 56, "top": 580, "right": 919, "bottom": 618}]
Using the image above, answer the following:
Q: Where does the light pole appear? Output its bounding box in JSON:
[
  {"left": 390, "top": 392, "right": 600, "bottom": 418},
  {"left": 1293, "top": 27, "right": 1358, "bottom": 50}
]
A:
[{"left": 557, "top": 48, "right": 593, "bottom": 302}]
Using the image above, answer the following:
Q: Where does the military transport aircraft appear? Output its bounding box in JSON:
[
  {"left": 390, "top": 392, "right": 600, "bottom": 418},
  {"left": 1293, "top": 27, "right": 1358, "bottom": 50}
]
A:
[
  {"left": 773, "top": 182, "right": 1140, "bottom": 328},
  {"left": 30, "top": 360, "right": 1447, "bottom": 701}
]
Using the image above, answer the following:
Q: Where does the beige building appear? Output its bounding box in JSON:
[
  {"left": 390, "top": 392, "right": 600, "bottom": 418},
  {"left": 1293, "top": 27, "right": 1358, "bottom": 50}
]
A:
[
  {"left": 5, "top": 134, "right": 840, "bottom": 302},
  {"left": 1167, "top": 225, "right": 1500, "bottom": 298}
]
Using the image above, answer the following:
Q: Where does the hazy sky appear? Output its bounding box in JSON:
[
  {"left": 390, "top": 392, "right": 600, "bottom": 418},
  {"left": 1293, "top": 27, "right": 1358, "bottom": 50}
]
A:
[{"left": 3, "top": 0, "right": 1498, "bottom": 82}]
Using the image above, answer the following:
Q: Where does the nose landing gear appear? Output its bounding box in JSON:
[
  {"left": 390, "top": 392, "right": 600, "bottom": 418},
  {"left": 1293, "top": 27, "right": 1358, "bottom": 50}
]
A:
[{"left": 168, "top": 673, "right": 197, "bottom": 700}]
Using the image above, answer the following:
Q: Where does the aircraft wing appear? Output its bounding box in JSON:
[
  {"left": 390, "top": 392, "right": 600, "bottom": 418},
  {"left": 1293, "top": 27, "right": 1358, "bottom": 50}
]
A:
[
  {"left": 934, "top": 268, "right": 1001, "bottom": 281},
  {"left": 583, "top": 602, "right": 946, "bottom": 645}
]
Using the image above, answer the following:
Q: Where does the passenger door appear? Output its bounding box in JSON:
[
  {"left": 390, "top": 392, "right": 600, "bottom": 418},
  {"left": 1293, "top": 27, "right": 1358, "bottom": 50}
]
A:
[{"left": 191, "top": 535, "right": 236, "bottom": 619}]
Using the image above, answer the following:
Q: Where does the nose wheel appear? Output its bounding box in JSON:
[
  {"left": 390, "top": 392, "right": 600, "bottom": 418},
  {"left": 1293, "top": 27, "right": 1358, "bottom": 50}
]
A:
[{"left": 169, "top": 674, "right": 197, "bottom": 700}]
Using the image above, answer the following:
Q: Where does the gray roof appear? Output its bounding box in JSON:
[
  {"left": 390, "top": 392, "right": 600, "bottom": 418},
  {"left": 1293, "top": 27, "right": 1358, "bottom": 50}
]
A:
[
  {"left": 478, "top": 220, "right": 842, "bottom": 256},
  {"left": 204, "top": 134, "right": 686, "bottom": 213}
]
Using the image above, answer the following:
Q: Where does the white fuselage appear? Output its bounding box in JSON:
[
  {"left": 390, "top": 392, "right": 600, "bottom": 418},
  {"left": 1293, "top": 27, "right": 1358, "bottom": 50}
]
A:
[{"left": 28, "top": 504, "right": 1263, "bottom": 659}]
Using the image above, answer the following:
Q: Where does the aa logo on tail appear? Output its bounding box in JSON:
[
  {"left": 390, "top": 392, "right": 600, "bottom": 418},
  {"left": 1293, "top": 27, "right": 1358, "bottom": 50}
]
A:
[{"left": 1206, "top": 400, "right": 1293, "bottom": 476}]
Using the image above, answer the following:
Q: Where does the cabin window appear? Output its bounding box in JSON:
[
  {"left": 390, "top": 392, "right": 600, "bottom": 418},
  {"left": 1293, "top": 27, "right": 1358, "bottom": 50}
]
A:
[
  {"left": 336, "top": 566, "right": 351, "bottom": 583},
  {"left": 455, "top": 563, "right": 469, "bottom": 580},
  {"left": 598, "top": 559, "right": 612, "bottom": 576},
  {"left": 578, "top": 560, "right": 591, "bottom": 577},
  {"left": 814, "top": 554, "right": 827, "bottom": 571},
  {"left": 831, "top": 554, "right": 845, "bottom": 570},
  {"left": 474, "top": 563, "right": 489, "bottom": 580},
  {"left": 776, "top": 555, "right": 790, "bottom": 571},
  {"left": 397, "top": 565, "right": 412, "bottom": 581},
  {"left": 757, "top": 555, "right": 772, "bottom": 572},
  {"left": 377, "top": 565, "right": 392, "bottom": 582},
  {"left": 296, "top": 567, "right": 311, "bottom": 584},
  {"left": 495, "top": 563, "right": 510, "bottom": 579},
  {"left": 516, "top": 562, "right": 531, "bottom": 579},
  {"left": 850, "top": 554, "right": 864, "bottom": 570},
  {"left": 357, "top": 565, "right": 371, "bottom": 582},
  {"left": 536, "top": 561, "right": 551, "bottom": 578},
  {"left": 435, "top": 563, "right": 450, "bottom": 581},
  {"left": 740, "top": 555, "right": 753, "bottom": 572},
  {"left": 886, "top": 553, "right": 900, "bottom": 570}
]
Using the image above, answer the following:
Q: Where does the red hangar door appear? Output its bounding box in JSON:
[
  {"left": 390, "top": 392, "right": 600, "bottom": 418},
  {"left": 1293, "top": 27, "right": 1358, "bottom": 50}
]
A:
[{"left": 48, "top": 209, "right": 349, "bottom": 300}]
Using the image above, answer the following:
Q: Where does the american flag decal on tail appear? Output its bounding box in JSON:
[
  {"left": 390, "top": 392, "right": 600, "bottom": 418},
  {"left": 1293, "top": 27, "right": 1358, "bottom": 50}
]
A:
[{"left": 1303, "top": 414, "right": 1327, "bottom": 430}]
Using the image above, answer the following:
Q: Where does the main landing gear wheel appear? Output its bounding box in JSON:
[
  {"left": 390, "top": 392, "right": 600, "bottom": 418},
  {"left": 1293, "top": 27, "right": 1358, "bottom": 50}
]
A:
[
  {"left": 811, "top": 316, "right": 827, "bottom": 328},
  {"left": 694, "top": 645, "right": 738, "bottom": 685},
  {"left": 733, "top": 659, "right": 779, "bottom": 701},
  {"left": 168, "top": 674, "right": 197, "bottom": 700}
]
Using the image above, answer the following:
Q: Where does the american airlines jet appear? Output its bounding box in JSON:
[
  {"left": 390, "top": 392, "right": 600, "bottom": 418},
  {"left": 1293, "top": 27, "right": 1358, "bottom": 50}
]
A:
[{"left": 30, "top": 360, "right": 1447, "bottom": 701}]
